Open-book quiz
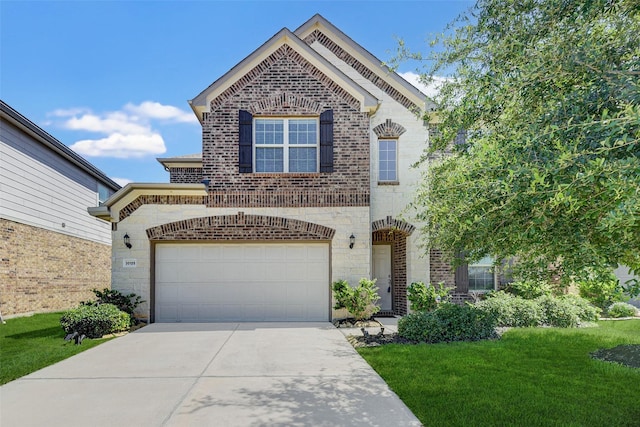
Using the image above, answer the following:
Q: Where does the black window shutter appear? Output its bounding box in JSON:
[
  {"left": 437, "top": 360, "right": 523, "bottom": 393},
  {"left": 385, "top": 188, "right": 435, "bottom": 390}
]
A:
[
  {"left": 454, "top": 252, "right": 469, "bottom": 293},
  {"left": 239, "top": 110, "right": 253, "bottom": 173},
  {"left": 319, "top": 109, "right": 333, "bottom": 173}
]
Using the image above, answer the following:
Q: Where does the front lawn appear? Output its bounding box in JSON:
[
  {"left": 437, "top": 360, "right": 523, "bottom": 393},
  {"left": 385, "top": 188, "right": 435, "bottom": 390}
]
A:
[
  {"left": 0, "top": 312, "right": 112, "bottom": 385},
  {"left": 359, "top": 320, "right": 640, "bottom": 427}
]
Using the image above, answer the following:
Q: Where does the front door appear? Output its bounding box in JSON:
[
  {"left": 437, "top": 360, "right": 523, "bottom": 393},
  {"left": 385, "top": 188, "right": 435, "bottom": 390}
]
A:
[{"left": 373, "top": 245, "right": 392, "bottom": 311}]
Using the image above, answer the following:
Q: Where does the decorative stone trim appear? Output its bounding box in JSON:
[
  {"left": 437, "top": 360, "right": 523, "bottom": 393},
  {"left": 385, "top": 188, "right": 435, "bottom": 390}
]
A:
[
  {"left": 209, "top": 45, "right": 360, "bottom": 112},
  {"left": 207, "top": 190, "right": 369, "bottom": 208},
  {"left": 119, "top": 195, "right": 206, "bottom": 222},
  {"left": 372, "top": 216, "right": 415, "bottom": 235},
  {"left": 249, "top": 93, "right": 324, "bottom": 115},
  {"left": 373, "top": 119, "right": 406, "bottom": 138},
  {"left": 146, "top": 212, "right": 336, "bottom": 241},
  {"left": 304, "top": 30, "right": 421, "bottom": 114}
]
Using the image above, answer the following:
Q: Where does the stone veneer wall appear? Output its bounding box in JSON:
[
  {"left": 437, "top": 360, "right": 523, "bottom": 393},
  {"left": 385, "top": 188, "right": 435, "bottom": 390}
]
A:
[
  {"left": 201, "top": 44, "right": 370, "bottom": 207},
  {"left": 0, "top": 218, "right": 111, "bottom": 317}
]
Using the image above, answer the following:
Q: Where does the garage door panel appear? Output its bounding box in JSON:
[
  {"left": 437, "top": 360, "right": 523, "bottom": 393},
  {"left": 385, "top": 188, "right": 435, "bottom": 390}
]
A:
[{"left": 155, "top": 243, "right": 329, "bottom": 322}]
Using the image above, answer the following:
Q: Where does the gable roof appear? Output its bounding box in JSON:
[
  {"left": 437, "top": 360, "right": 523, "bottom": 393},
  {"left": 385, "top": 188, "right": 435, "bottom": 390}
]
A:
[
  {"left": 189, "top": 27, "right": 379, "bottom": 122},
  {"left": 0, "top": 100, "right": 120, "bottom": 191},
  {"left": 295, "top": 14, "right": 434, "bottom": 114}
]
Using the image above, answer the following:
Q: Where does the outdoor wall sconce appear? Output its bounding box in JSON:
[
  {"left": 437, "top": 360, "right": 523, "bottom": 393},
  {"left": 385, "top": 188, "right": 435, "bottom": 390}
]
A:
[
  {"left": 124, "top": 233, "right": 132, "bottom": 249},
  {"left": 349, "top": 234, "right": 355, "bottom": 249}
]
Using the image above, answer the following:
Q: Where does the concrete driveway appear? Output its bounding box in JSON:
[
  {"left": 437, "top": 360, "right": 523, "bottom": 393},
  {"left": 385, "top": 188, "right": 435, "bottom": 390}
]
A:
[{"left": 0, "top": 322, "right": 421, "bottom": 427}]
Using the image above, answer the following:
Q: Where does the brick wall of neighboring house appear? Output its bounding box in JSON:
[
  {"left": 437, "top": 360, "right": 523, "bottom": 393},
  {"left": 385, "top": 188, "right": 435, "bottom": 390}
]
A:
[
  {"left": 429, "top": 248, "right": 455, "bottom": 287},
  {"left": 0, "top": 218, "right": 111, "bottom": 317},
  {"left": 169, "top": 167, "right": 203, "bottom": 184},
  {"left": 202, "top": 45, "right": 370, "bottom": 208}
]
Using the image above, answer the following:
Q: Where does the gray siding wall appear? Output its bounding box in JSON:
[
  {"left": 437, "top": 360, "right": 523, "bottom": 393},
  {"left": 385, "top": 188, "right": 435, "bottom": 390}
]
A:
[{"left": 1, "top": 120, "right": 112, "bottom": 245}]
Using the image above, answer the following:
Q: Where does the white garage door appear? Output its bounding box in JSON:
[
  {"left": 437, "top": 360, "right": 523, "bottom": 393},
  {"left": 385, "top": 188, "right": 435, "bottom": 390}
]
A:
[{"left": 155, "top": 243, "right": 329, "bottom": 322}]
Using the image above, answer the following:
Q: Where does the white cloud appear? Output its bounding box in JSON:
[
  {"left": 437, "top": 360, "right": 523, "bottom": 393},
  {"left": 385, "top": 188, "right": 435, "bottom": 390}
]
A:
[
  {"left": 399, "top": 71, "right": 450, "bottom": 99},
  {"left": 70, "top": 133, "right": 166, "bottom": 158},
  {"left": 49, "top": 101, "right": 197, "bottom": 158},
  {"left": 124, "top": 101, "right": 198, "bottom": 123},
  {"left": 111, "top": 177, "right": 133, "bottom": 187}
]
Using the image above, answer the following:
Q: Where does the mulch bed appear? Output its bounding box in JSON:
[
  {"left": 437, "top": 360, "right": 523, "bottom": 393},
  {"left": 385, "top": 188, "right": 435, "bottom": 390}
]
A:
[{"left": 591, "top": 345, "right": 640, "bottom": 369}]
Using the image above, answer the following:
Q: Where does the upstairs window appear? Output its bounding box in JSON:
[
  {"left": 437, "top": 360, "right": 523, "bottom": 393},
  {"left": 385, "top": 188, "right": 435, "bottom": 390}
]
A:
[
  {"left": 254, "top": 118, "right": 318, "bottom": 173},
  {"left": 378, "top": 139, "right": 398, "bottom": 182},
  {"left": 97, "top": 183, "right": 110, "bottom": 206},
  {"left": 239, "top": 110, "right": 333, "bottom": 174}
]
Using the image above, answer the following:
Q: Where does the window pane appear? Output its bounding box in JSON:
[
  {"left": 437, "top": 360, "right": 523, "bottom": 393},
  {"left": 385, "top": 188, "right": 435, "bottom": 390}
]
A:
[
  {"left": 289, "top": 147, "right": 317, "bottom": 172},
  {"left": 378, "top": 140, "right": 397, "bottom": 181},
  {"left": 469, "top": 256, "right": 495, "bottom": 291},
  {"left": 256, "top": 148, "right": 283, "bottom": 172},
  {"left": 255, "top": 119, "right": 283, "bottom": 145},
  {"left": 289, "top": 119, "right": 317, "bottom": 145}
]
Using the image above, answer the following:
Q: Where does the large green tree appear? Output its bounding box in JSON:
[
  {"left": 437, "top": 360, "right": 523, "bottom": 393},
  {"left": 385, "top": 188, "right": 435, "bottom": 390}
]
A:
[{"left": 407, "top": 0, "right": 640, "bottom": 282}]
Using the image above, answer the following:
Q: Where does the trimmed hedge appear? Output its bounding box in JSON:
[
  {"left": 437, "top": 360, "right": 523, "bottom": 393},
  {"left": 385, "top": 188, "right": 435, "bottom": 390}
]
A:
[
  {"left": 475, "top": 291, "right": 600, "bottom": 327},
  {"left": 398, "top": 303, "right": 497, "bottom": 343},
  {"left": 607, "top": 302, "right": 637, "bottom": 318},
  {"left": 60, "top": 304, "right": 130, "bottom": 338}
]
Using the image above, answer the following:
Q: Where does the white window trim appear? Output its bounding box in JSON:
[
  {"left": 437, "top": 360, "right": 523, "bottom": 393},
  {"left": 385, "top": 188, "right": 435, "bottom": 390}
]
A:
[
  {"left": 468, "top": 257, "right": 498, "bottom": 292},
  {"left": 252, "top": 117, "right": 319, "bottom": 173},
  {"left": 378, "top": 138, "right": 398, "bottom": 183}
]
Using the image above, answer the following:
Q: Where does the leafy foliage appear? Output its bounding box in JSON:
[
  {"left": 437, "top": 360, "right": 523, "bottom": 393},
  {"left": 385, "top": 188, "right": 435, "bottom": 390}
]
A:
[
  {"left": 60, "top": 304, "right": 130, "bottom": 338},
  {"left": 82, "top": 288, "right": 143, "bottom": 325},
  {"left": 578, "top": 270, "right": 627, "bottom": 311},
  {"left": 406, "top": 281, "right": 453, "bottom": 312},
  {"left": 504, "top": 280, "right": 556, "bottom": 299},
  {"left": 398, "top": 303, "right": 497, "bottom": 343},
  {"left": 332, "top": 278, "right": 380, "bottom": 320},
  {"left": 559, "top": 294, "right": 601, "bottom": 322},
  {"left": 606, "top": 302, "right": 638, "bottom": 318},
  {"left": 398, "top": 0, "right": 640, "bottom": 283}
]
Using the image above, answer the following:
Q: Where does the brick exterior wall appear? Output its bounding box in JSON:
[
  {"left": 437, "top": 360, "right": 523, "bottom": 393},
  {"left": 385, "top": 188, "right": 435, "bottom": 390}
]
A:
[
  {"left": 0, "top": 219, "right": 111, "bottom": 317},
  {"left": 201, "top": 44, "right": 370, "bottom": 208},
  {"left": 169, "top": 167, "right": 203, "bottom": 184},
  {"left": 304, "top": 30, "right": 421, "bottom": 114},
  {"left": 429, "top": 248, "right": 455, "bottom": 287},
  {"left": 146, "top": 212, "right": 335, "bottom": 241}
]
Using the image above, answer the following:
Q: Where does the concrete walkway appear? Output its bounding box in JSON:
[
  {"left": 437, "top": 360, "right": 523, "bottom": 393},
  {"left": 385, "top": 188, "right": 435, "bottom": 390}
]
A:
[{"left": 0, "top": 322, "right": 420, "bottom": 427}]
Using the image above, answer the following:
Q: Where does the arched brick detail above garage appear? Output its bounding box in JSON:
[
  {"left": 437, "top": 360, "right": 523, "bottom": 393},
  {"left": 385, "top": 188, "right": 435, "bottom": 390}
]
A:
[{"left": 146, "top": 212, "right": 336, "bottom": 241}]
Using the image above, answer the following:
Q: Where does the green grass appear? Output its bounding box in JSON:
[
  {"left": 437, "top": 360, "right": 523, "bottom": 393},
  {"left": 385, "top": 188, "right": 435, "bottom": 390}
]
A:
[
  {"left": 0, "top": 312, "right": 112, "bottom": 385},
  {"left": 359, "top": 320, "right": 640, "bottom": 427}
]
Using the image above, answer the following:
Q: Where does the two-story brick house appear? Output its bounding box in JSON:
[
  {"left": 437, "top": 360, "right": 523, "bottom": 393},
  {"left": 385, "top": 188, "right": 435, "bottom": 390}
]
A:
[{"left": 91, "top": 14, "right": 444, "bottom": 322}]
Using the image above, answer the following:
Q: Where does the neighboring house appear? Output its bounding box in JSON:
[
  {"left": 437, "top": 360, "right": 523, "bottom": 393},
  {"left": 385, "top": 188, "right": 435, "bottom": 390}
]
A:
[
  {"left": 90, "top": 14, "right": 499, "bottom": 323},
  {"left": 0, "top": 100, "right": 120, "bottom": 317}
]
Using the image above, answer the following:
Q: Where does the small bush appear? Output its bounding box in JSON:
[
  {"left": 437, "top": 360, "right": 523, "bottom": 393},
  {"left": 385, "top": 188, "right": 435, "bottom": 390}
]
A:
[
  {"left": 577, "top": 270, "right": 626, "bottom": 311},
  {"left": 82, "top": 288, "right": 143, "bottom": 324},
  {"left": 407, "top": 281, "right": 453, "bottom": 312},
  {"left": 60, "top": 304, "right": 130, "bottom": 338},
  {"left": 536, "top": 295, "right": 579, "bottom": 327},
  {"left": 475, "top": 292, "right": 542, "bottom": 327},
  {"left": 505, "top": 280, "right": 555, "bottom": 299},
  {"left": 560, "top": 294, "right": 601, "bottom": 322},
  {"left": 606, "top": 302, "right": 637, "bottom": 318},
  {"left": 332, "top": 278, "right": 380, "bottom": 320},
  {"left": 398, "top": 303, "right": 497, "bottom": 343}
]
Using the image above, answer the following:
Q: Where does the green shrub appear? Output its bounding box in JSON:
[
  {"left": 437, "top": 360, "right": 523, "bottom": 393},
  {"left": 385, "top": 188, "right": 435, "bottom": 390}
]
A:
[
  {"left": 475, "top": 292, "right": 542, "bottom": 327},
  {"left": 407, "top": 281, "right": 453, "bottom": 312},
  {"left": 577, "top": 269, "right": 626, "bottom": 311},
  {"left": 398, "top": 303, "right": 497, "bottom": 343},
  {"left": 332, "top": 278, "right": 380, "bottom": 321},
  {"left": 536, "top": 295, "right": 579, "bottom": 327},
  {"left": 606, "top": 302, "right": 637, "bottom": 318},
  {"left": 560, "top": 294, "right": 601, "bottom": 322},
  {"left": 82, "top": 288, "right": 143, "bottom": 324},
  {"left": 60, "top": 304, "right": 130, "bottom": 338},
  {"left": 505, "top": 280, "right": 555, "bottom": 299}
]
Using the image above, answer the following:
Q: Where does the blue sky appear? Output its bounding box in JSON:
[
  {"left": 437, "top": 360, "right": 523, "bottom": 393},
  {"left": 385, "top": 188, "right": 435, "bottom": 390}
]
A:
[{"left": 1, "top": 0, "right": 473, "bottom": 186}]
